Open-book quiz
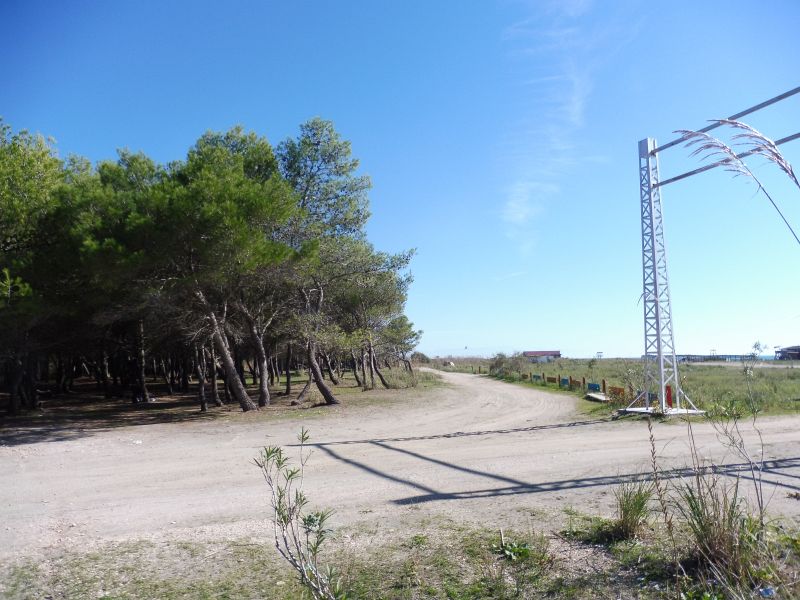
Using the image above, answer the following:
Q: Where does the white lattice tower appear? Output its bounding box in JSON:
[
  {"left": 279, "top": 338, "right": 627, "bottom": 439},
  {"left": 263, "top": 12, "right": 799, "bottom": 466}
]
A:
[
  {"left": 625, "top": 87, "right": 799, "bottom": 416},
  {"left": 632, "top": 138, "right": 690, "bottom": 412}
]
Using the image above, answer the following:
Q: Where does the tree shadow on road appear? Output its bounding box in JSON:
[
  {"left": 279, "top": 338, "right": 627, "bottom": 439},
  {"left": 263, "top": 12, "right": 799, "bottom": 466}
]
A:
[{"left": 311, "top": 432, "right": 800, "bottom": 506}]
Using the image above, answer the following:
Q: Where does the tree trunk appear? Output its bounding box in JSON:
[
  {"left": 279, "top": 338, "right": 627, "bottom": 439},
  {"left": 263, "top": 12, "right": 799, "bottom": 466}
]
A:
[
  {"left": 57, "top": 355, "right": 67, "bottom": 393},
  {"left": 360, "top": 348, "right": 369, "bottom": 389},
  {"left": 194, "top": 344, "right": 207, "bottom": 412},
  {"left": 272, "top": 353, "right": 280, "bottom": 385},
  {"left": 223, "top": 374, "right": 231, "bottom": 403},
  {"left": 160, "top": 358, "right": 173, "bottom": 395},
  {"left": 234, "top": 349, "right": 246, "bottom": 387},
  {"left": 296, "top": 369, "right": 313, "bottom": 403},
  {"left": 110, "top": 352, "right": 122, "bottom": 396},
  {"left": 7, "top": 358, "right": 24, "bottom": 415},
  {"left": 370, "top": 343, "right": 390, "bottom": 389},
  {"left": 247, "top": 359, "right": 257, "bottom": 388},
  {"left": 266, "top": 355, "right": 275, "bottom": 386},
  {"left": 24, "top": 354, "right": 40, "bottom": 410},
  {"left": 206, "top": 307, "right": 257, "bottom": 411},
  {"left": 364, "top": 347, "right": 374, "bottom": 389},
  {"left": 203, "top": 342, "right": 224, "bottom": 406},
  {"left": 65, "top": 356, "right": 76, "bottom": 393},
  {"left": 136, "top": 320, "right": 151, "bottom": 402},
  {"left": 169, "top": 355, "right": 177, "bottom": 391},
  {"left": 101, "top": 351, "right": 112, "bottom": 398},
  {"left": 284, "top": 343, "right": 293, "bottom": 395},
  {"left": 180, "top": 353, "right": 190, "bottom": 393},
  {"left": 307, "top": 341, "right": 339, "bottom": 405},
  {"left": 248, "top": 324, "right": 271, "bottom": 408},
  {"left": 323, "top": 352, "right": 339, "bottom": 385},
  {"left": 350, "top": 349, "right": 363, "bottom": 387},
  {"left": 207, "top": 345, "right": 222, "bottom": 406}
]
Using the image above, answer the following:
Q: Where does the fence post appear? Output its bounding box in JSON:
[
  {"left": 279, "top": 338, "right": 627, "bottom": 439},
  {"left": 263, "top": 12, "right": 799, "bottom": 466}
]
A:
[
  {"left": 582, "top": 376, "right": 586, "bottom": 390},
  {"left": 602, "top": 379, "right": 606, "bottom": 393}
]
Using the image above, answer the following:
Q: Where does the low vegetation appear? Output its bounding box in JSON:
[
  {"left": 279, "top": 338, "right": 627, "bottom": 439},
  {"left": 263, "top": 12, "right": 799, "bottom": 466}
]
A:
[
  {"left": 439, "top": 354, "right": 800, "bottom": 415},
  {"left": 7, "top": 505, "right": 795, "bottom": 599}
]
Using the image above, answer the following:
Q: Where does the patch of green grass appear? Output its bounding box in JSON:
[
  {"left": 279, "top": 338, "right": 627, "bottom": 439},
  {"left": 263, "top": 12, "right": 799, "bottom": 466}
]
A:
[
  {"left": 1, "top": 563, "right": 44, "bottom": 599},
  {"left": 481, "top": 356, "right": 800, "bottom": 416},
  {"left": 7, "top": 515, "right": 795, "bottom": 599},
  {"left": 611, "top": 538, "right": 672, "bottom": 582},
  {"left": 0, "top": 539, "right": 304, "bottom": 600},
  {"left": 561, "top": 507, "right": 618, "bottom": 544}
]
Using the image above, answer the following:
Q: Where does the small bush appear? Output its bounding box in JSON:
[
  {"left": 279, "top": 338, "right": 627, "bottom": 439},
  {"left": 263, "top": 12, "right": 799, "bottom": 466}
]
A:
[
  {"left": 613, "top": 478, "right": 653, "bottom": 540},
  {"left": 562, "top": 480, "right": 652, "bottom": 546},
  {"left": 410, "top": 351, "right": 430, "bottom": 364},
  {"left": 676, "top": 474, "right": 777, "bottom": 593},
  {"left": 492, "top": 530, "right": 531, "bottom": 561},
  {"left": 255, "top": 429, "right": 345, "bottom": 600},
  {"left": 384, "top": 368, "right": 439, "bottom": 389}
]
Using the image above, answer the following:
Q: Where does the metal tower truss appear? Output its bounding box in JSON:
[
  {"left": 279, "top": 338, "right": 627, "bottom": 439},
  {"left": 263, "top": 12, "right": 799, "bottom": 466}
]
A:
[
  {"left": 624, "top": 139, "right": 701, "bottom": 415},
  {"left": 622, "top": 85, "right": 800, "bottom": 416}
]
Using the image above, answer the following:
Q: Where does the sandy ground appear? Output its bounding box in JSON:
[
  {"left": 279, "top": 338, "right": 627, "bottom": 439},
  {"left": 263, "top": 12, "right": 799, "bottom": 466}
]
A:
[{"left": 2, "top": 370, "right": 800, "bottom": 560}]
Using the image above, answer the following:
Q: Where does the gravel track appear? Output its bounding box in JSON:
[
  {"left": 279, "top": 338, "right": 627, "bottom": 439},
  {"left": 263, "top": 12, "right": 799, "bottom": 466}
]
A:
[{"left": 3, "top": 370, "right": 800, "bottom": 559}]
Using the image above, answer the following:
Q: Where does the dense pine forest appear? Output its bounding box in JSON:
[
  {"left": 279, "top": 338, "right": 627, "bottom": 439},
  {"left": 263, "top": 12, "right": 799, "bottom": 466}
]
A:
[{"left": 0, "top": 117, "right": 420, "bottom": 414}]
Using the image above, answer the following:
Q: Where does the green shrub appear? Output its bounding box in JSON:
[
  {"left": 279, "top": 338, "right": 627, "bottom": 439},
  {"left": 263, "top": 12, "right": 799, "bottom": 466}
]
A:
[
  {"left": 676, "top": 474, "right": 777, "bottom": 593},
  {"left": 613, "top": 478, "right": 653, "bottom": 540}
]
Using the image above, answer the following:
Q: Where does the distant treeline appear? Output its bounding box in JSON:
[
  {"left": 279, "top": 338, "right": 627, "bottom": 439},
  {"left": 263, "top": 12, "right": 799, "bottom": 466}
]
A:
[{"left": 1, "top": 118, "right": 420, "bottom": 414}]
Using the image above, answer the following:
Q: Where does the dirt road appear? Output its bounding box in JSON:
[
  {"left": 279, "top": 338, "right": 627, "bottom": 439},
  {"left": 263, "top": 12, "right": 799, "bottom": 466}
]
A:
[{"left": 3, "top": 371, "right": 800, "bottom": 559}]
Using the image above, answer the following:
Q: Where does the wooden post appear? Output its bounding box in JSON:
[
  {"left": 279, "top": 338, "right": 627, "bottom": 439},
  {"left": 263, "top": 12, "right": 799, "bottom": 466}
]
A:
[
  {"left": 582, "top": 376, "right": 586, "bottom": 390},
  {"left": 602, "top": 379, "right": 606, "bottom": 393}
]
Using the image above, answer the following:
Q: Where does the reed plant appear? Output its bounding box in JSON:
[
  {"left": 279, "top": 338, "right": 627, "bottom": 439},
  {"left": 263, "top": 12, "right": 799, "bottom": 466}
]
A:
[
  {"left": 675, "top": 473, "right": 775, "bottom": 594},
  {"left": 678, "top": 119, "right": 800, "bottom": 246},
  {"left": 612, "top": 478, "right": 653, "bottom": 541}
]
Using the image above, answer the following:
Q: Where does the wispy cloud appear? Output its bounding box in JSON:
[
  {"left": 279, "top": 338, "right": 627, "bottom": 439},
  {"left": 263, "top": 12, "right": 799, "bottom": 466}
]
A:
[
  {"left": 497, "top": 2, "right": 636, "bottom": 253},
  {"left": 549, "top": 0, "right": 594, "bottom": 18},
  {"left": 501, "top": 180, "right": 554, "bottom": 225},
  {"left": 492, "top": 270, "right": 529, "bottom": 282}
]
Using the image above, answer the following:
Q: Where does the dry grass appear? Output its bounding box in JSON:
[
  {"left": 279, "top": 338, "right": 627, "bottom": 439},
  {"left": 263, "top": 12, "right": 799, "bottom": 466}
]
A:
[{"left": 677, "top": 119, "right": 800, "bottom": 246}]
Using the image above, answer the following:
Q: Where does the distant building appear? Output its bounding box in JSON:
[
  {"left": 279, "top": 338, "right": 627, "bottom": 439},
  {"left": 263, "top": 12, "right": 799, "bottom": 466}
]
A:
[
  {"left": 776, "top": 346, "right": 800, "bottom": 360},
  {"left": 522, "top": 350, "right": 561, "bottom": 363}
]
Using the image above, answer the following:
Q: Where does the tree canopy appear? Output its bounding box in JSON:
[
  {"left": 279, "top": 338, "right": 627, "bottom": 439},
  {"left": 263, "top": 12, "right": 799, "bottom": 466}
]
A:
[{"left": 0, "top": 118, "right": 420, "bottom": 414}]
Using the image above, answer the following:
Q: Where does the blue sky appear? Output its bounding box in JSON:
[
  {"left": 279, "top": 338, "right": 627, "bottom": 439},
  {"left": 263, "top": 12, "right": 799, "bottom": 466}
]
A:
[{"left": 2, "top": 0, "right": 799, "bottom": 357}]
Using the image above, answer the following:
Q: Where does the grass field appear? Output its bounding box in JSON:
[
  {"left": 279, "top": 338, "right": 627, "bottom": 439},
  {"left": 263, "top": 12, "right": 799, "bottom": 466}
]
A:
[
  {"left": 5, "top": 506, "right": 797, "bottom": 599},
  {"left": 430, "top": 356, "right": 800, "bottom": 415}
]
